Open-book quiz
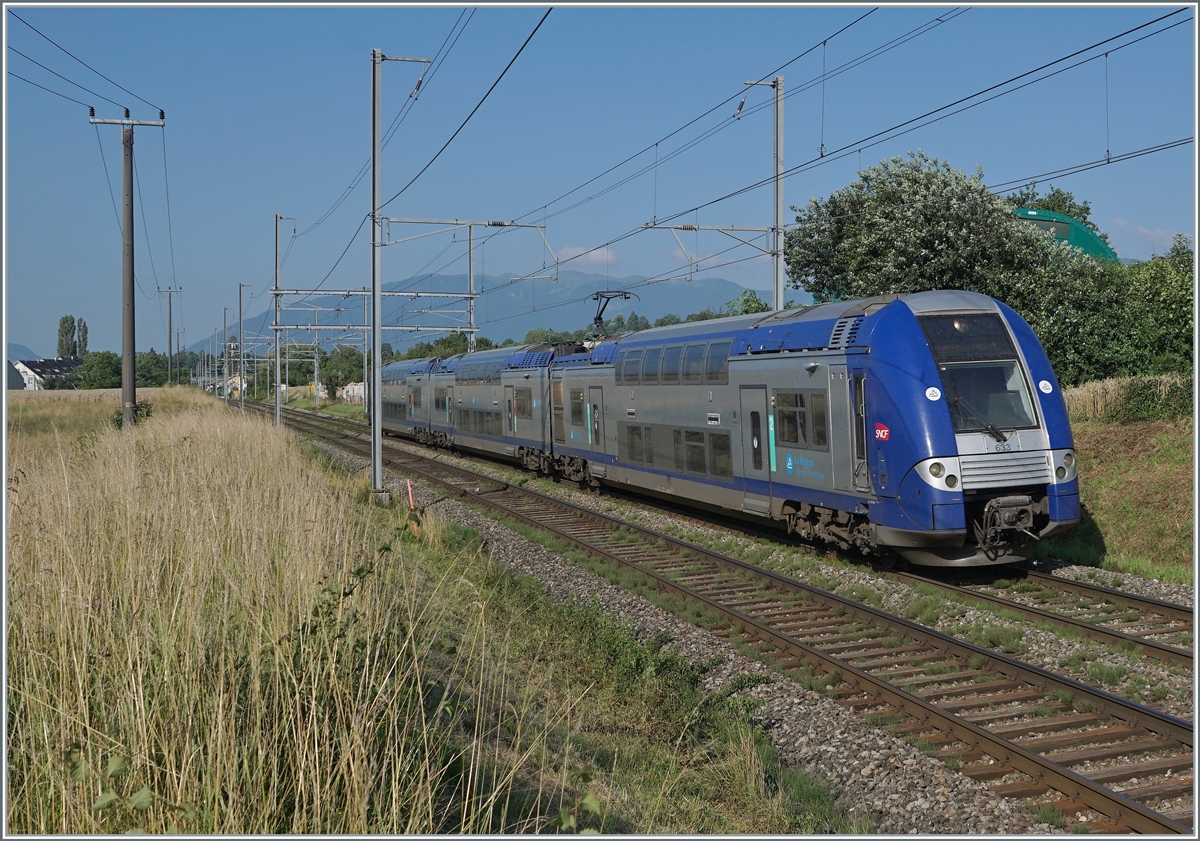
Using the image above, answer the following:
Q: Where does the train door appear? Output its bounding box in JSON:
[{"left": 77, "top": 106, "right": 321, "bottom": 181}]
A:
[
  {"left": 739, "top": 386, "right": 772, "bottom": 515},
  {"left": 445, "top": 385, "right": 454, "bottom": 429},
  {"left": 588, "top": 386, "right": 605, "bottom": 453},
  {"left": 829, "top": 364, "right": 853, "bottom": 492},
  {"left": 504, "top": 385, "right": 515, "bottom": 435},
  {"left": 850, "top": 373, "right": 870, "bottom": 492}
]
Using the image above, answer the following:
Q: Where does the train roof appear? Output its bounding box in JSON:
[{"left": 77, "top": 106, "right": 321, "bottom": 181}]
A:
[{"left": 552, "top": 290, "right": 1004, "bottom": 364}]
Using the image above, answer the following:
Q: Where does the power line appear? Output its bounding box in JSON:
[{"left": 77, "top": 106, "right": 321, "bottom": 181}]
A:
[
  {"left": 7, "top": 8, "right": 162, "bottom": 112},
  {"left": 380, "top": 7, "right": 552, "bottom": 211},
  {"left": 8, "top": 45, "right": 126, "bottom": 109},
  {"left": 7, "top": 69, "right": 90, "bottom": 107},
  {"left": 93, "top": 123, "right": 123, "bottom": 234},
  {"left": 161, "top": 130, "right": 179, "bottom": 288}
]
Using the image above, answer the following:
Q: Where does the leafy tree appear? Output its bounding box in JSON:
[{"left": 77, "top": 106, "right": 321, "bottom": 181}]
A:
[
  {"left": 400, "top": 332, "right": 495, "bottom": 360},
  {"left": 685, "top": 307, "right": 724, "bottom": 322},
  {"left": 321, "top": 345, "right": 367, "bottom": 392},
  {"left": 1003, "top": 183, "right": 1109, "bottom": 243},
  {"left": 1116, "top": 234, "right": 1193, "bottom": 375},
  {"left": 653, "top": 313, "right": 682, "bottom": 327},
  {"left": 57, "top": 315, "right": 77, "bottom": 358},
  {"left": 71, "top": 351, "right": 121, "bottom": 389},
  {"left": 135, "top": 350, "right": 169, "bottom": 387},
  {"left": 726, "top": 289, "right": 771, "bottom": 315},
  {"left": 779, "top": 150, "right": 1189, "bottom": 386},
  {"left": 77, "top": 319, "right": 88, "bottom": 357},
  {"left": 784, "top": 150, "right": 1052, "bottom": 303}
]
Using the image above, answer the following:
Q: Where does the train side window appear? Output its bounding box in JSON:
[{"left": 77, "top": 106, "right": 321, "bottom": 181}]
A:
[
  {"left": 641, "top": 347, "right": 662, "bottom": 384},
  {"left": 627, "top": 425, "right": 643, "bottom": 463},
  {"left": 412, "top": 388, "right": 423, "bottom": 409},
  {"left": 434, "top": 388, "right": 447, "bottom": 411},
  {"left": 623, "top": 350, "right": 643, "bottom": 385},
  {"left": 682, "top": 344, "right": 706, "bottom": 384},
  {"left": 570, "top": 390, "right": 585, "bottom": 425},
  {"left": 644, "top": 427, "right": 654, "bottom": 466},
  {"left": 673, "top": 430, "right": 684, "bottom": 470},
  {"left": 708, "top": 432, "right": 732, "bottom": 479},
  {"left": 615, "top": 351, "right": 625, "bottom": 385},
  {"left": 685, "top": 430, "right": 707, "bottom": 474},
  {"left": 514, "top": 387, "right": 533, "bottom": 419},
  {"left": 775, "top": 392, "right": 807, "bottom": 448},
  {"left": 809, "top": 392, "right": 828, "bottom": 450},
  {"left": 661, "top": 346, "right": 683, "bottom": 384},
  {"left": 704, "top": 341, "right": 731, "bottom": 384}
]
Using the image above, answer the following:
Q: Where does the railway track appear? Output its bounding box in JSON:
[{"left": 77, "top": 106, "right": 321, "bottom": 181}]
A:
[
  {"left": 254, "top": 402, "right": 1193, "bottom": 833},
  {"left": 260, "top": 404, "right": 1195, "bottom": 672}
]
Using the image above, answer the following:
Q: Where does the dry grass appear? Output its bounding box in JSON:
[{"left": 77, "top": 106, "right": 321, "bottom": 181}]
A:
[
  {"left": 7, "top": 401, "right": 858, "bottom": 834},
  {"left": 5, "top": 407, "right": 563, "bottom": 833},
  {"left": 1062, "top": 374, "right": 1189, "bottom": 421}
]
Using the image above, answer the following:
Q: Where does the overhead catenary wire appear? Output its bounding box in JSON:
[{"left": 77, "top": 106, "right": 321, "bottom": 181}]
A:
[
  {"left": 379, "top": 7, "right": 552, "bottom": 211},
  {"left": 8, "top": 8, "right": 161, "bottom": 112},
  {"left": 413, "top": 6, "right": 962, "bottom": 276},
  {"left": 482, "top": 9, "right": 1189, "bottom": 298},
  {"left": 296, "top": 7, "right": 475, "bottom": 238}
]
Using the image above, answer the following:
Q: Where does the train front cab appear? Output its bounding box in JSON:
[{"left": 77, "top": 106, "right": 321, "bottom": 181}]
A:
[{"left": 861, "top": 292, "right": 1080, "bottom": 566}]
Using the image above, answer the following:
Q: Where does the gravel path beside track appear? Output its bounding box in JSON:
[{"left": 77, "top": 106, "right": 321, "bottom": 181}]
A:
[{"left": 316, "top": 441, "right": 1068, "bottom": 834}]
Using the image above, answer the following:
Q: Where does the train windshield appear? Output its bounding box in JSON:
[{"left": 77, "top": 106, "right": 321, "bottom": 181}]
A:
[
  {"left": 918, "top": 313, "right": 1038, "bottom": 435},
  {"left": 938, "top": 360, "right": 1037, "bottom": 434}
]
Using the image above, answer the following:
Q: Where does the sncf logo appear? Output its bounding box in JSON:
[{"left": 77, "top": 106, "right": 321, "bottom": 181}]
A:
[{"left": 874, "top": 423, "right": 890, "bottom": 441}]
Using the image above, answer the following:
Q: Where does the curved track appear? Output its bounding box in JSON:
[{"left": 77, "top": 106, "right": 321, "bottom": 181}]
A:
[{"left": 254, "top": 403, "right": 1193, "bottom": 833}]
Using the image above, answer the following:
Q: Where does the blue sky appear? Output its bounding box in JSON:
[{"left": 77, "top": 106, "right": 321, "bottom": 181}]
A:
[{"left": 4, "top": 4, "right": 1195, "bottom": 358}]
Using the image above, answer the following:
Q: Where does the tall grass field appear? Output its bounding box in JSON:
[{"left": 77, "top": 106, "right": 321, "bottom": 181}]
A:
[{"left": 6, "top": 387, "right": 862, "bottom": 834}]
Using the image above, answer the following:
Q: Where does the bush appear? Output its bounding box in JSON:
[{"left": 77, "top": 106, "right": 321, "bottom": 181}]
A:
[{"left": 109, "top": 399, "right": 153, "bottom": 428}]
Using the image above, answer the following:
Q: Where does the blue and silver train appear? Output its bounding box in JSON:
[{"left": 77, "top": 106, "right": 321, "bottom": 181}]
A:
[{"left": 380, "top": 290, "right": 1080, "bottom": 567}]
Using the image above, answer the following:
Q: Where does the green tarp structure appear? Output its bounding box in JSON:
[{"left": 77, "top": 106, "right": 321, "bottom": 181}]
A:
[{"left": 1012, "top": 207, "right": 1119, "bottom": 263}]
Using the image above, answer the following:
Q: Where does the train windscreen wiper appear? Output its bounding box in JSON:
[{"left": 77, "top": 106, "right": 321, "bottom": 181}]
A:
[{"left": 950, "top": 393, "right": 1008, "bottom": 443}]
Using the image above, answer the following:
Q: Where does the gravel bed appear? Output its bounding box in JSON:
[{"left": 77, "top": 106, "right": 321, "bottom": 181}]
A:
[
  {"left": 1025, "top": 557, "right": 1194, "bottom": 608},
  {"left": 313, "top": 440, "right": 1070, "bottom": 834}
]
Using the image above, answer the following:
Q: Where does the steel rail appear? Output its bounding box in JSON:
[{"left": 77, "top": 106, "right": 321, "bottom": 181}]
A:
[
  {"left": 261, "top": 404, "right": 1193, "bottom": 834},
  {"left": 884, "top": 569, "right": 1194, "bottom": 669},
  {"left": 1021, "top": 570, "right": 1195, "bottom": 623}
]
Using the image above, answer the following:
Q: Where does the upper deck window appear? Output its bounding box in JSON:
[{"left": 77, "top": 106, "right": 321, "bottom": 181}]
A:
[{"left": 918, "top": 313, "right": 1017, "bottom": 363}]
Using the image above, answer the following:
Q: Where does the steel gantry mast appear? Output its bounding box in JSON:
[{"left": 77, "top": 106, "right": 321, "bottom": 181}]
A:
[
  {"left": 744, "top": 76, "right": 785, "bottom": 310},
  {"left": 371, "top": 49, "right": 431, "bottom": 504}
]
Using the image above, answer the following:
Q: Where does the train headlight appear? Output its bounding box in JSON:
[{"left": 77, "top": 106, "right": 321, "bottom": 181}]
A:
[
  {"left": 1063, "top": 452, "right": 1074, "bottom": 468},
  {"left": 929, "top": 462, "right": 945, "bottom": 478},
  {"left": 945, "top": 475, "right": 958, "bottom": 488},
  {"left": 1056, "top": 466, "right": 1066, "bottom": 480}
]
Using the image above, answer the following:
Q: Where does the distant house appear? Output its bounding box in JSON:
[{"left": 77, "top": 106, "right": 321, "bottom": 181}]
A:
[
  {"left": 11, "top": 357, "right": 84, "bottom": 390},
  {"left": 337, "top": 382, "right": 365, "bottom": 404},
  {"left": 7, "top": 361, "right": 24, "bottom": 390}
]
